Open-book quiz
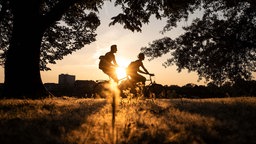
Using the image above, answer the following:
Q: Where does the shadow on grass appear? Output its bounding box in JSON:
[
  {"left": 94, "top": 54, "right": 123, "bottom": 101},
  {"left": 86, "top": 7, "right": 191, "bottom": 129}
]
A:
[
  {"left": 120, "top": 98, "right": 256, "bottom": 144},
  {"left": 173, "top": 98, "right": 256, "bottom": 121},
  {"left": 0, "top": 98, "right": 107, "bottom": 144},
  {"left": 170, "top": 98, "right": 256, "bottom": 144}
]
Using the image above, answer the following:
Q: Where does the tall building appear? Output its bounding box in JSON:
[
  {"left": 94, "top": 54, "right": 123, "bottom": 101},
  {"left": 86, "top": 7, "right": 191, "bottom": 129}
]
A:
[{"left": 58, "top": 74, "right": 75, "bottom": 86}]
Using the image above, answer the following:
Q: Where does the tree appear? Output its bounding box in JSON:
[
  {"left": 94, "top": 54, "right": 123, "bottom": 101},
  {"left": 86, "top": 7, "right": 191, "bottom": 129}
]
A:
[
  {"left": 3, "top": 0, "right": 252, "bottom": 98},
  {"left": 141, "top": 0, "right": 256, "bottom": 85},
  {"left": 0, "top": 0, "right": 199, "bottom": 98},
  {"left": 0, "top": 0, "right": 103, "bottom": 98}
]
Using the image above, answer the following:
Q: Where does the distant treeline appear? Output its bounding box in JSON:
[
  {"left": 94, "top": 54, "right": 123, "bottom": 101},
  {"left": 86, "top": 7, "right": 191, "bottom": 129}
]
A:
[
  {"left": 165, "top": 80, "right": 256, "bottom": 98},
  {"left": 43, "top": 79, "right": 256, "bottom": 98},
  {"left": 0, "top": 79, "right": 255, "bottom": 98}
]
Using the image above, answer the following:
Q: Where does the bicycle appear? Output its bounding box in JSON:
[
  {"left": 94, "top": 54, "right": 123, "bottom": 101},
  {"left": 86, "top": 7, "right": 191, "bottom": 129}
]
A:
[
  {"left": 92, "top": 75, "right": 135, "bottom": 98},
  {"left": 92, "top": 74, "right": 165, "bottom": 99},
  {"left": 143, "top": 75, "right": 166, "bottom": 98}
]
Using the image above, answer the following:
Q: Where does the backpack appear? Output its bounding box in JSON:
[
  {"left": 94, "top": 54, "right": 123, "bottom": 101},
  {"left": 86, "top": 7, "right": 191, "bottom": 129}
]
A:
[{"left": 99, "top": 55, "right": 106, "bottom": 70}]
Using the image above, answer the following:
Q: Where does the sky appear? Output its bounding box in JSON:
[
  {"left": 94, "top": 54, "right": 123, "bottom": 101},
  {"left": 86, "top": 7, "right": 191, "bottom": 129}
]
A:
[{"left": 0, "top": 2, "right": 255, "bottom": 86}]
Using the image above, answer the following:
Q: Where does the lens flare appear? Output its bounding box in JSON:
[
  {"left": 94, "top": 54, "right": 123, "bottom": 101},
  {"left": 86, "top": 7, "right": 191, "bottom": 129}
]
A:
[
  {"left": 116, "top": 67, "right": 127, "bottom": 80},
  {"left": 115, "top": 57, "right": 130, "bottom": 80}
]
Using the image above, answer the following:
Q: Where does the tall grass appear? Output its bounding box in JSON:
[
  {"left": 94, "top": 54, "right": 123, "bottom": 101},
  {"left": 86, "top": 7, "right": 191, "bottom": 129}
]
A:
[{"left": 0, "top": 96, "right": 256, "bottom": 144}]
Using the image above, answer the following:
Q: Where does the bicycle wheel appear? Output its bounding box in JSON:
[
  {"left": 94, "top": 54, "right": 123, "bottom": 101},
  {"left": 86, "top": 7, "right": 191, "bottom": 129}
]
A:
[
  {"left": 118, "top": 79, "right": 137, "bottom": 98},
  {"left": 145, "top": 83, "right": 165, "bottom": 98},
  {"left": 93, "top": 81, "right": 112, "bottom": 98}
]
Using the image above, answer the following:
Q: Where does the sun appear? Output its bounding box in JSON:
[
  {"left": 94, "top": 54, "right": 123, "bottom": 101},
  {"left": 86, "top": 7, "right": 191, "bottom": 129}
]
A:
[
  {"left": 116, "top": 67, "right": 127, "bottom": 79},
  {"left": 115, "top": 58, "right": 130, "bottom": 80}
]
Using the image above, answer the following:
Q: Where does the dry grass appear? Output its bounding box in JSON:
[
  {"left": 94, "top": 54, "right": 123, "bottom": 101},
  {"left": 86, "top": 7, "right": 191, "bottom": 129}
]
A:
[{"left": 0, "top": 96, "right": 256, "bottom": 144}]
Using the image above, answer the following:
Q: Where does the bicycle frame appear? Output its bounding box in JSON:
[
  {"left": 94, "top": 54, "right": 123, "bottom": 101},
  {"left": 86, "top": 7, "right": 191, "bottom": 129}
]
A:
[
  {"left": 143, "top": 75, "right": 167, "bottom": 98},
  {"left": 93, "top": 74, "right": 165, "bottom": 99}
]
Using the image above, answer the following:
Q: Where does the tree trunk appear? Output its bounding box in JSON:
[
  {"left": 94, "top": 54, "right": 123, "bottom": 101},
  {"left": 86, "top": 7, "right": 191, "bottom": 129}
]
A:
[
  {"left": 1, "top": 1, "right": 51, "bottom": 99},
  {"left": 2, "top": 41, "right": 50, "bottom": 99}
]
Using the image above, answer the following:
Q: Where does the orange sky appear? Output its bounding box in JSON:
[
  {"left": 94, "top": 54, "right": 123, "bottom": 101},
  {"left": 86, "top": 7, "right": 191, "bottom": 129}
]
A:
[{"left": 0, "top": 2, "right": 255, "bottom": 86}]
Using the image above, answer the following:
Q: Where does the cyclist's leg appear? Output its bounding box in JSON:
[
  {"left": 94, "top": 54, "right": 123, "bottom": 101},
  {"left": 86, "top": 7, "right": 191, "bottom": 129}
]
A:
[
  {"left": 118, "top": 74, "right": 136, "bottom": 97},
  {"left": 133, "top": 74, "right": 148, "bottom": 97},
  {"left": 93, "top": 80, "right": 113, "bottom": 98},
  {"left": 118, "top": 78, "right": 135, "bottom": 98},
  {"left": 109, "top": 72, "right": 118, "bottom": 83},
  {"left": 128, "top": 74, "right": 146, "bottom": 97},
  {"left": 102, "top": 68, "right": 118, "bottom": 82},
  {"left": 137, "top": 74, "right": 146, "bottom": 85},
  {"left": 93, "top": 81, "right": 105, "bottom": 98}
]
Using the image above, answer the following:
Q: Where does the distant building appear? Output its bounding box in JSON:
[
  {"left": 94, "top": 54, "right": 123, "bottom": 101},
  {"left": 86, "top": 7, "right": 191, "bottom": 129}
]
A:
[
  {"left": 43, "top": 74, "right": 99, "bottom": 97},
  {"left": 58, "top": 74, "right": 75, "bottom": 86}
]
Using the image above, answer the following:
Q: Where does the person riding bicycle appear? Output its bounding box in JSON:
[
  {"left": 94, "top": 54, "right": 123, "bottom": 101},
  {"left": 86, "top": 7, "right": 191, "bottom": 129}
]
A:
[
  {"left": 99, "top": 44, "right": 119, "bottom": 82},
  {"left": 126, "top": 53, "right": 154, "bottom": 85}
]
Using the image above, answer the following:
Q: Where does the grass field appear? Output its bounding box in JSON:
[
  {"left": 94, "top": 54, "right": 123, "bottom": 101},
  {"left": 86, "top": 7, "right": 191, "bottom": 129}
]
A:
[{"left": 0, "top": 96, "right": 256, "bottom": 144}]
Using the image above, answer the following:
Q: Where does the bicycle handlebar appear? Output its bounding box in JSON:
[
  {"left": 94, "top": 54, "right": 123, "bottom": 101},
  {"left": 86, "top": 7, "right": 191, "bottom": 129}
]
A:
[
  {"left": 146, "top": 73, "right": 155, "bottom": 83},
  {"left": 148, "top": 73, "right": 155, "bottom": 76}
]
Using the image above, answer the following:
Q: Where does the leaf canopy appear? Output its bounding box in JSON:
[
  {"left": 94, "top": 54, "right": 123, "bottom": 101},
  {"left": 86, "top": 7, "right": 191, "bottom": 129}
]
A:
[{"left": 141, "top": 0, "right": 256, "bottom": 85}]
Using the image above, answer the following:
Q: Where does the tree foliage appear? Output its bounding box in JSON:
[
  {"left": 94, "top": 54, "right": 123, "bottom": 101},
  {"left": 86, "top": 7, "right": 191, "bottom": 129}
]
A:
[
  {"left": 0, "top": 0, "right": 255, "bottom": 98},
  {"left": 109, "top": 0, "right": 201, "bottom": 32},
  {"left": 141, "top": 0, "right": 256, "bottom": 85},
  {"left": 0, "top": 0, "right": 102, "bottom": 70}
]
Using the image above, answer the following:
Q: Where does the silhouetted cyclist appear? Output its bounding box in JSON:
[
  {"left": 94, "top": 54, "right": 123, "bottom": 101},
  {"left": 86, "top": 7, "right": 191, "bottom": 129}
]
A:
[
  {"left": 126, "top": 53, "right": 154, "bottom": 85},
  {"left": 99, "top": 44, "right": 119, "bottom": 82}
]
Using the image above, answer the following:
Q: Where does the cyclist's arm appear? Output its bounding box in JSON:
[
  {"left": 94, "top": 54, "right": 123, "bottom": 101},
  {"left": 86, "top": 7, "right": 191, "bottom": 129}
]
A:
[
  {"left": 112, "top": 55, "right": 118, "bottom": 67},
  {"left": 105, "top": 52, "right": 118, "bottom": 67},
  {"left": 138, "top": 69, "right": 147, "bottom": 74},
  {"left": 140, "top": 63, "right": 151, "bottom": 74},
  {"left": 140, "top": 63, "right": 154, "bottom": 76},
  {"left": 113, "top": 58, "right": 118, "bottom": 67}
]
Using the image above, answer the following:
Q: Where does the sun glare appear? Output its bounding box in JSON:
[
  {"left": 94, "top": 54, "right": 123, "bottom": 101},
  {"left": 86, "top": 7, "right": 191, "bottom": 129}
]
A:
[
  {"left": 116, "top": 67, "right": 127, "bottom": 79},
  {"left": 116, "top": 57, "right": 130, "bottom": 80}
]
